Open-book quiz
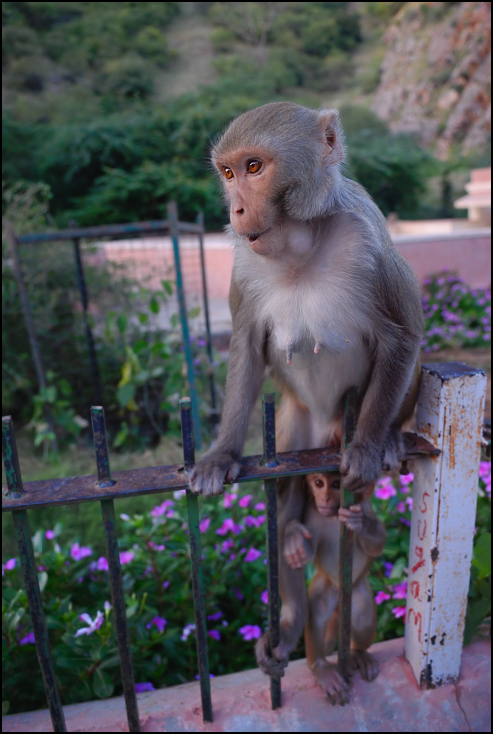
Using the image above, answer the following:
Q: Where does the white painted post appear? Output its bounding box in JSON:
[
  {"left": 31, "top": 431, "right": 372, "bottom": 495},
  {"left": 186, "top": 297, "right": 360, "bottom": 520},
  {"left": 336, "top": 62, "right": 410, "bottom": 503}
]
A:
[{"left": 404, "top": 362, "right": 487, "bottom": 687}]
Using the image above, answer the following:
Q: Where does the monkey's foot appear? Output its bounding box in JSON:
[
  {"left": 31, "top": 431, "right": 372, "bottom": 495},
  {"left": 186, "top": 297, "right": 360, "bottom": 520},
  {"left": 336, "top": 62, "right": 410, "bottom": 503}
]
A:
[
  {"left": 255, "top": 633, "right": 289, "bottom": 678},
  {"left": 382, "top": 428, "right": 404, "bottom": 472},
  {"left": 312, "top": 662, "right": 351, "bottom": 705},
  {"left": 340, "top": 441, "right": 382, "bottom": 492},
  {"left": 188, "top": 451, "right": 241, "bottom": 496},
  {"left": 350, "top": 650, "right": 379, "bottom": 681}
]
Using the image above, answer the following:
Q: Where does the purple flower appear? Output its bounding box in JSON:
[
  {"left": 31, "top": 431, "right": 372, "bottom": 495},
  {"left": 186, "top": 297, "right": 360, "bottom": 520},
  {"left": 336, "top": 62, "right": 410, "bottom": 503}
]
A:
[
  {"left": 163, "top": 580, "right": 170, "bottom": 589},
  {"left": 383, "top": 562, "right": 393, "bottom": 577},
  {"left": 197, "top": 339, "right": 206, "bottom": 347},
  {"left": 238, "top": 494, "right": 252, "bottom": 508},
  {"left": 374, "top": 480, "right": 397, "bottom": 500},
  {"left": 75, "top": 610, "right": 104, "bottom": 637},
  {"left": 396, "top": 501, "right": 406, "bottom": 513},
  {"left": 244, "top": 548, "right": 262, "bottom": 562},
  {"left": 45, "top": 530, "right": 55, "bottom": 540},
  {"left": 207, "top": 611, "right": 223, "bottom": 621},
  {"left": 261, "top": 589, "right": 269, "bottom": 604},
  {"left": 146, "top": 616, "right": 167, "bottom": 633},
  {"left": 148, "top": 541, "right": 165, "bottom": 551},
  {"left": 400, "top": 472, "right": 414, "bottom": 487},
  {"left": 3, "top": 558, "right": 16, "bottom": 572},
  {"left": 20, "top": 632, "right": 35, "bottom": 645},
  {"left": 208, "top": 630, "right": 221, "bottom": 641},
  {"left": 119, "top": 551, "right": 134, "bottom": 565},
  {"left": 70, "top": 543, "right": 92, "bottom": 561},
  {"left": 216, "top": 518, "right": 243, "bottom": 535},
  {"left": 392, "top": 606, "right": 406, "bottom": 619},
  {"left": 239, "top": 625, "right": 262, "bottom": 641},
  {"left": 150, "top": 499, "right": 174, "bottom": 518},
  {"left": 255, "top": 502, "right": 266, "bottom": 511},
  {"left": 195, "top": 673, "right": 215, "bottom": 679},
  {"left": 375, "top": 591, "right": 391, "bottom": 605},
  {"left": 136, "top": 682, "right": 155, "bottom": 693},
  {"left": 199, "top": 518, "right": 210, "bottom": 533},
  {"left": 96, "top": 556, "right": 108, "bottom": 571},
  {"left": 233, "top": 588, "right": 244, "bottom": 601},
  {"left": 223, "top": 493, "right": 236, "bottom": 508},
  {"left": 392, "top": 581, "right": 407, "bottom": 600},
  {"left": 405, "top": 497, "right": 413, "bottom": 511},
  {"left": 221, "top": 538, "right": 234, "bottom": 553}
]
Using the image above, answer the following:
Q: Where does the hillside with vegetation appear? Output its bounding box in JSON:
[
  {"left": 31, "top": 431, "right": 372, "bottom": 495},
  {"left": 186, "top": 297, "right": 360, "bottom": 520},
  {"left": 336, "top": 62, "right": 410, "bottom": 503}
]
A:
[{"left": 2, "top": 1, "right": 490, "bottom": 231}]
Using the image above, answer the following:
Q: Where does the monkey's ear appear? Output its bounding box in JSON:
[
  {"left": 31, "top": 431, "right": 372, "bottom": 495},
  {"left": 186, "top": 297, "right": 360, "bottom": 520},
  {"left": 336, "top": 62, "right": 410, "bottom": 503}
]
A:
[{"left": 319, "top": 109, "right": 344, "bottom": 165}]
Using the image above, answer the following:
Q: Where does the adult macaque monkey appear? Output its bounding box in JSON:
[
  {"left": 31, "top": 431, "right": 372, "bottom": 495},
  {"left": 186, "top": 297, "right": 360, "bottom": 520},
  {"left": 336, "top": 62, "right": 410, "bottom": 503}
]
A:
[
  {"left": 189, "top": 102, "right": 422, "bottom": 667},
  {"left": 282, "top": 472, "right": 385, "bottom": 704}
]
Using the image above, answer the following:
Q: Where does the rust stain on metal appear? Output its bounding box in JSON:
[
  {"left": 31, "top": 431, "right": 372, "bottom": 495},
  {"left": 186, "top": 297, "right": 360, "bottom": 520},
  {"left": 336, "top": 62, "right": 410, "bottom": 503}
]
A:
[{"left": 3, "top": 432, "right": 439, "bottom": 513}]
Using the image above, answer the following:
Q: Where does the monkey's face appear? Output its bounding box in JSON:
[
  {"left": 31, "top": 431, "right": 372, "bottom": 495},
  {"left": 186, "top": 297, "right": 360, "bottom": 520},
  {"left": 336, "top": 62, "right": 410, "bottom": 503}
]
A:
[
  {"left": 306, "top": 473, "right": 342, "bottom": 517},
  {"left": 213, "top": 147, "right": 284, "bottom": 256},
  {"left": 306, "top": 472, "right": 369, "bottom": 516}
]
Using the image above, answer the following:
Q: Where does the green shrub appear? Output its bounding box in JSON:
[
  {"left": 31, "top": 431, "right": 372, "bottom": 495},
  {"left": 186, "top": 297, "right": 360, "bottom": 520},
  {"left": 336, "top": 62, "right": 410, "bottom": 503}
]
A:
[
  {"left": 210, "top": 27, "right": 236, "bottom": 54},
  {"left": 95, "top": 54, "right": 154, "bottom": 100}
]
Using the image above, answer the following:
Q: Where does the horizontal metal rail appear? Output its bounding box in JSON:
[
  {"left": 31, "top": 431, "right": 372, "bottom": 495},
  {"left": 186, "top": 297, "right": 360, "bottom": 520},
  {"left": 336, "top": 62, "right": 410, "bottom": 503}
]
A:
[
  {"left": 16, "top": 220, "right": 202, "bottom": 245},
  {"left": 2, "top": 433, "right": 438, "bottom": 511}
]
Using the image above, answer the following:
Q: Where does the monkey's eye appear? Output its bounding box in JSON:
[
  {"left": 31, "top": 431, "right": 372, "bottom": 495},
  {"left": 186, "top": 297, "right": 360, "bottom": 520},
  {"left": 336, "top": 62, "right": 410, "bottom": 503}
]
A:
[
  {"left": 223, "top": 167, "right": 234, "bottom": 180},
  {"left": 331, "top": 480, "right": 341, "bottom": 489},
  {"left": 247, "top": 160, "right": 262, "bottom": 174},
  {"left": 315, "top": 479, "right": 324, "bottom": 488}
]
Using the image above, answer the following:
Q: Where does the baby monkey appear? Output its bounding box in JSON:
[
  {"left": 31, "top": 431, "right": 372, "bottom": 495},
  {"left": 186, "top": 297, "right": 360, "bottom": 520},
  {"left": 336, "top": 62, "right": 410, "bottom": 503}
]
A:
[{"left": 283, "top": 472, "right": 386, "bottom": 705}]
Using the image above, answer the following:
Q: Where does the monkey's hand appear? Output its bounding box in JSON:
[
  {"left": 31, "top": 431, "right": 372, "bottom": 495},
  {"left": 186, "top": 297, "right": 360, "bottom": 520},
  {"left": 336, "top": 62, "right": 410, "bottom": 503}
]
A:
[
  {"left": 311, "top": 661, "right": 351, "bottom": 706},
  {"left": 255, "top": 633, "right": 289, "bottom": 678},
  {"left": 340, "top": 441, "right": 382, "bottom": 492},
  {"left": 338, "top": 505, "right": 364, "bottom": 534},
  {"left": 188, "top": 450, "right": 242, "bottom": 496},
  {"left": 283, "top": 521, "right": 313, "bottom": 569},
  {"left": 382, "top": 427, "right": 404, "bottom": 472}
]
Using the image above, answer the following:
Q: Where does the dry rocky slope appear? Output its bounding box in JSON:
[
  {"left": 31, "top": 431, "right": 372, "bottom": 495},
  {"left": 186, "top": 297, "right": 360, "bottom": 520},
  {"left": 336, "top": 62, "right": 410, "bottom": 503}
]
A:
[{"left": 372, "top": 1, "right": 491, "bottom": 157}]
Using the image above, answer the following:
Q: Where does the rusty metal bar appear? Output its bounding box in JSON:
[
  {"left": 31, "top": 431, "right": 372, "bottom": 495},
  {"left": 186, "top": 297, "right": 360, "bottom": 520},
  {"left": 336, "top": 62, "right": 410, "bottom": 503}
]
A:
[
  {"left": 168, "top": 202, "right": 202, "bottom": 450},
  {"left": 262, "top": 394, "right": 281, "bottom": 709},
  {"left": 196, "top": 211, "right": 218, "bottom": 427},
  {"left": 90, "top": 408, "right": 140, "bottom": 732},
  {"left": 2, "top": 418, "right": 66, "bottom": 731},
  {"left": 2, "top": 416, "right": 24, "bottom": 498},
  {"left": 181, "top": 398, "right": 213, "bottom": 723},
  {"left": 72, "top": 236, "right": 102, "bottom": 407},
  {"left": 4, "top": 221, "right": 58, "bottom": 452},
  {"left": 2, "top": 433, "right": 438, "bottom": 512},
  {"left": 338, "top": 388, "right": 358, "bottom": 683}
]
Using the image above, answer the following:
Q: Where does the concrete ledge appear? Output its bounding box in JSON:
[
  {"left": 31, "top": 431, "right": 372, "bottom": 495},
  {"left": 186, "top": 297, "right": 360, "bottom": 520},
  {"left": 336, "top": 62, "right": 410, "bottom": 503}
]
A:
[{"left": 3, "top": 637, "right": 490, "bottom": 732}]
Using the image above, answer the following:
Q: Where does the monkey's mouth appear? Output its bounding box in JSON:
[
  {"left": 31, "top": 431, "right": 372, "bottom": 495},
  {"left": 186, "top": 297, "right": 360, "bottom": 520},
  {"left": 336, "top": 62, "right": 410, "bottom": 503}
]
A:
[{"left": 246, "top": 229, "right": 270, "bottom": 244}]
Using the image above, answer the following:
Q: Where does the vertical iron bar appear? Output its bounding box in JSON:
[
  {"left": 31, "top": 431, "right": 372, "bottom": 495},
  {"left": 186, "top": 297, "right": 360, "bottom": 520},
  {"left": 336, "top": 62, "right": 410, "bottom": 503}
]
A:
[
  {"left": 4, "top": 220, "right": 58, "bottom": 452},
  {"left": 168, "top": 202, "right": 202, "bottom": 449},
  {"left": 196, "top": 211, "right": 218, "bottom": 426},
  {"left": 262, "top": 394, "right": 281, "bottom": 709},
  {"left": 72, "top": 234, "right": 103, "bottom": 407},
  {"left": 338, "top": 388, "right": 358, "bottom": 683},
  {"left": 181, "top": 398, "right": 213, "bottom": 723},
  {"left": 90, "top": 408, "right": 140, "bottom": 732},
  {"left": 2, "top": 417, "right": 66, "bottom": 731},
  {"left": 2, "top": 416, "right": 24, "bottom": 497}
]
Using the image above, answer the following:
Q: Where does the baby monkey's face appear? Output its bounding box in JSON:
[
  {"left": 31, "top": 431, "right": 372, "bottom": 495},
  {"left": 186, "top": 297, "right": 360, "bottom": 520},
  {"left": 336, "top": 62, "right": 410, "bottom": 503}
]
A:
[{"left": 305, "top": 472, "right": 368, "bottom": 517}]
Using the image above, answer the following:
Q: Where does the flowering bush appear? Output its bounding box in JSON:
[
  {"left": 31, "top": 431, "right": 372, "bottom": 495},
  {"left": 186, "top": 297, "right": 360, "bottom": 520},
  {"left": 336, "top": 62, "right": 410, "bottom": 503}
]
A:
[
  {"left": 421, "top": 273, "right": 491, "bottom": 352},
  {"left": 2, "top": 465, "right": 490, "bottom": 715}
]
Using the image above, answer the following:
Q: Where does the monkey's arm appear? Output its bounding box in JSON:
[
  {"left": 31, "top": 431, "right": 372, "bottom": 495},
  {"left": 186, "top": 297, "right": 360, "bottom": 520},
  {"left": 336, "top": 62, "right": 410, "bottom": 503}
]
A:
[
  {"left": 338, "top": 501, "right": 386, "bottom": 557},
  {"left": 341, "top": 254, "right": 422, "bottom": 491},
  {"left": 283, "top": 520, "right": 315, "bottom": 569},
  {"left": 189, "top": 281, "right": 266, "bottom": 495}
]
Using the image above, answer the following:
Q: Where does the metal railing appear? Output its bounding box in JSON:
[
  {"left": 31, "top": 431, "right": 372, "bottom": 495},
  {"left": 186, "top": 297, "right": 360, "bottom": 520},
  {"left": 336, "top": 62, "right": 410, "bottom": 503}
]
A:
[{"left": 2, "top": 389, "right": 440, "bottom": 732}]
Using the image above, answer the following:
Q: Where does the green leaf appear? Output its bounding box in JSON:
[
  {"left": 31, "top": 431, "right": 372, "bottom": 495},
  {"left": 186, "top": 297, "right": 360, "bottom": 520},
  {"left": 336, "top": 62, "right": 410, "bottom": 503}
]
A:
[
  {"left": 38, "top": 571, "right": 48, "bottom": 592},
  {"left": 162, "top": 279, "right": 173, "bottom": 296},
  {"left": 116, "top": 383, "right": 136, "bottom": 408},
  {"left": 472, "top": 533, "right": 491, "bottom": 579},
  {"left": 93, "top": 669, "right": 114, "bottom": 699},
  {"left": 389, "top": 557, "right": 406, "bottom": 579},
  {"left": 117, "top": 314, "right": 128, "bottom": 334},
  {"left": 149, "top": 295, "right": 159, "bottom": 314}
]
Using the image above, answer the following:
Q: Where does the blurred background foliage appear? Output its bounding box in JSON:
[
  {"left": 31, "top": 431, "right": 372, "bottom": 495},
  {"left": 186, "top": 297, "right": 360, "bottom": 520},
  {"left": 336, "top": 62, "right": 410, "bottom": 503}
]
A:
[{"left": 3, "top": 1, "right": 484, "bottom": 233}]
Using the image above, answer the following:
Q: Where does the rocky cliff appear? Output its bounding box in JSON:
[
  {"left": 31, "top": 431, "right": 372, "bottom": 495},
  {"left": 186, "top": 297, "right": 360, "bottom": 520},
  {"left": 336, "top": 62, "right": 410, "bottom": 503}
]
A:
[{"left": 371, "top": 2, "right": 491, "bottom": 158}]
